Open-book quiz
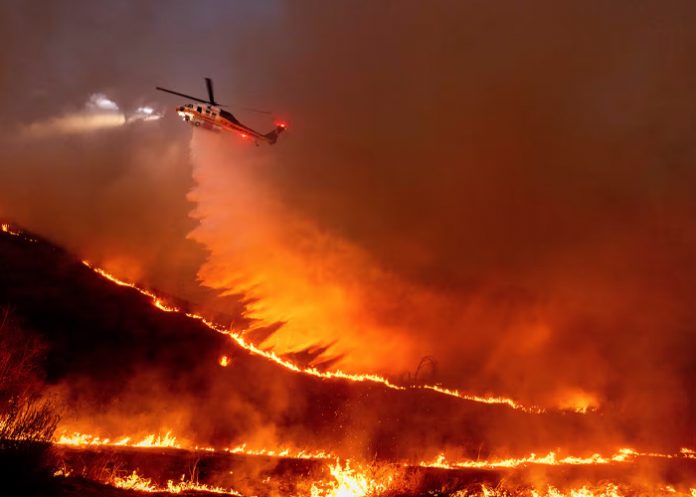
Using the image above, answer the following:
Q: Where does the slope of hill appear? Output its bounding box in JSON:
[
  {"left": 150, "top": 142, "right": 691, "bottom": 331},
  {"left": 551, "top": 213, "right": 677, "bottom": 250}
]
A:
[{"left": 0, "top": 224, "right": 608, "bottom": 461}]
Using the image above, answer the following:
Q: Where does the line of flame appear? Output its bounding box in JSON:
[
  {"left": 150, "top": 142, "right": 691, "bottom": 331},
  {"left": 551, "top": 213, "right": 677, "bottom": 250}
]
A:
[
  {"left": 53, "top": 431, "right": 696, "bottom": 496},
  {"left": 64, "top": 460, "right": 696, "bottom": 497},
  {"left": 55, "top": 430, "right": 336, "bottom": 460},
  {"left": 1, "top": 222, "right": 36, "bottom": 241},
  {"left": 419, "top": 446, "right": 696, "bottom": 470},
  {"left": 55, "top": 429, "right": 696, "bottom": 472},
  {"left": 224, "top": 443, "right": 336, "bottom": 460},
  {"left": 109, "top": 470, "right": 242, "bottom": 495},
  {"left": 56, "top": 431, "right": 181, "bottom": 449},
  {"left": 0, "top": 223, "right": 571, "bottom": 414},
  {"left": 82, "top": 261, "right": 549, "bottom": 413}
]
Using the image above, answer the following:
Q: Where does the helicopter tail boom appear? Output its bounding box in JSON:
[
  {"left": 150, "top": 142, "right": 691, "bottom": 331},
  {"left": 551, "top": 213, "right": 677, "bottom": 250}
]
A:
[{"left": 263, "top": 124, "right": 286, "bottom": 145}]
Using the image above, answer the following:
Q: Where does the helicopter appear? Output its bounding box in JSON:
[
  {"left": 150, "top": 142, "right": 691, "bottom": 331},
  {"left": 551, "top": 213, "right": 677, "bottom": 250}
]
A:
[{"left": 156, "top": 78, "right": 286, "bottom": 145}]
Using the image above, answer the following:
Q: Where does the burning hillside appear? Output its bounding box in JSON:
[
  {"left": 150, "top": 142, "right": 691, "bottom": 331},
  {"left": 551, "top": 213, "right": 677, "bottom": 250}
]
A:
[
  {"left": 0, "top": 223, "right": 609, "bottom": 457},
  {"left": 1, "top": 223, "right": 696, "bottom": 496}
]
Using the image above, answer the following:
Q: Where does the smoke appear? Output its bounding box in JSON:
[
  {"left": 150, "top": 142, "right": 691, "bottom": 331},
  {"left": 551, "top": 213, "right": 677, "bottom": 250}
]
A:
[
  {"left": 182, "top": 2, "right": 696, "bottom": 445},
  {"left": 1, "top": 0, "right": 696, "bottom": 449}
]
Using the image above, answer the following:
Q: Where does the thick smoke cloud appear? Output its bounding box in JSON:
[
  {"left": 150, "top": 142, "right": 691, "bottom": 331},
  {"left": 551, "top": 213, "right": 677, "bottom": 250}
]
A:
[{"left": 1, "top": 0, "right": 696, "bottom": 445}]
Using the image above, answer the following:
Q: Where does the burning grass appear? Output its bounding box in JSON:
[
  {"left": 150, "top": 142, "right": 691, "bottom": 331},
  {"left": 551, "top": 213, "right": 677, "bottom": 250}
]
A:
[
  {"left": 51, "top": 446, "right": 696, "bottom": 497},
  {"left": 3, "top": 225, "right": 696, "bottom": 497},
  {"left": 82, "top": 261, "right": 546, "bottom": 415},
  {"left": 109, "top": 470, "right": 241, "bottom": 495}
]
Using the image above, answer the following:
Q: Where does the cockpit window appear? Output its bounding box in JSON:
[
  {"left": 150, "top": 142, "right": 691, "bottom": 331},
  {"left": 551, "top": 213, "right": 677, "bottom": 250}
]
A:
[{"left": 196, "top": 106, "right": 202, "bottom": 113}]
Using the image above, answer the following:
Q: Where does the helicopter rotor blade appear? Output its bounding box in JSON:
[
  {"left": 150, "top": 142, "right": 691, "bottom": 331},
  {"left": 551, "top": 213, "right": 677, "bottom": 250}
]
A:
[
  {"left": 156, "top": 87, "right": 211, "bottom": 105},
  {"left": 205, "top": 78, "right": 217, "bottom": 105},
  {"left": 157, "top": 83, "right": 272, "bottom": 114}
]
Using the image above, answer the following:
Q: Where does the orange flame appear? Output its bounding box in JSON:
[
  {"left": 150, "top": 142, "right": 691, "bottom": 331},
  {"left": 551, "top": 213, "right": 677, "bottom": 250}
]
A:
[
  {"left": 56, "top": 430, "right": 181, "bottom": 449},
  {"left": 55, "top": 429, "right": 696, "bottom": 473},
  {"left": 1, "top": 222, "right": 36, "bottom": 241},
  {"left": 111, "top": 470, "right": 241, "bottom": 495},
  {"left": 418, "top": 447, "right": 696, "bottom": 471},
  {"left": 53, "top": 431, "right": 696, "bottom": 497},
  {"left": 82, "top": 261, "right": 547, "bottom": 413},
  {"left": 95, "top": 465, "right": 696, "bottom": 497},
  {"left": 225, "top": 443, "right": 336, "bottom": 460},
  {"left": 310, "top": 460, "right": 400, "bottom": 497}
]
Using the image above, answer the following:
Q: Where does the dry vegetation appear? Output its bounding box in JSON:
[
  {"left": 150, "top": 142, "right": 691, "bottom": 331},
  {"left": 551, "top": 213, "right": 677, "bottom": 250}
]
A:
[
  {"left": 0, "top": 307, "right": 59, "bottom": 445},
  {"left": 0, "top": 307, "right": 60, "bottom": 495}
]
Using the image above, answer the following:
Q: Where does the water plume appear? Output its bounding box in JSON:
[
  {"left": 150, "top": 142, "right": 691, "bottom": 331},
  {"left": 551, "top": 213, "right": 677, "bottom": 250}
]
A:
[{"left": 187, "top": 130, "right": 421, "bottom": 374}]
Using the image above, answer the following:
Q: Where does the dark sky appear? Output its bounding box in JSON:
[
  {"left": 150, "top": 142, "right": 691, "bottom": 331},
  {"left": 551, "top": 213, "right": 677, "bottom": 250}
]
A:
[{"left": 1, "top": 0, "right": 696, "bottom": 435}]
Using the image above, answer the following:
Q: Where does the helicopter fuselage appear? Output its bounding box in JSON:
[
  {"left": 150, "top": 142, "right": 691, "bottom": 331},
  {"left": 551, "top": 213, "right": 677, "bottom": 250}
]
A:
[{"left": 176, "top": 103, "right": 272, "bottom": 143}]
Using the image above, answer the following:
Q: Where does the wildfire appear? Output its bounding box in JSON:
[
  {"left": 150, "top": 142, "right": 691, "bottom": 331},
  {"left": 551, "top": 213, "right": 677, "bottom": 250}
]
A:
[
  {"left": 111, "top": 470, "right": 241, "bottom": 495},
  {"left": 310, "top": 460, "right": 400, "bottom": 497},
  {"left": 72, "top": 460, "right": 696, "bottom": 497},
  {"left": 1, "top": 222, "right": 35, "bottom": 241},
  {"left": 419, "top": 447, "right": 696, "bottom": 471},
  {"left": 8, "top": 226, "right": 695, "bottom": 497},
  {"left": 55, "top": 429, "right": 337, "bottom": 460},
  {"left": 132, "top": 431, "right": 180, "bottom": 448},
  {"left": 82, "top": 261, "right": 547, "bottom": 414},
  {"left": 79, "top": 463, "right": 696, "bottom": 497},
  {"left": 682, "top": 448, "right": 696, "bottom": 459},
  {"left": 462, "top": 484, "right": 696, "bottom": 497},
  {"left": 56, "top": 430, "right": 181, "bottom": 449},
  {"left": 554, "top": 388, "right": 600, "bottom": 414},
  {"left": 417, "top": 384, "right": 543, "bottom": 412},
  {"left": 225, "top": 443, "right": 336, "bottom": 460},
  {"left": 56, "top": 428, "right": 696, "bottom": 475}
]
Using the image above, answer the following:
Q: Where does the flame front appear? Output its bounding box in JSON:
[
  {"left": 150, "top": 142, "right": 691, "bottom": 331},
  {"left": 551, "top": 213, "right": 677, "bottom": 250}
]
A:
[
  {"left": 111, "top": 470, "right": 241, "bottom": 495},
  {"left": 420, "top": 447, "right": 645, "bottom": 470},
  {"left": 56, "top": 430, "right": 181, "bottom": 449},
  {"left": 83, "top": 261, "right": 547, "bottom": 413},
  {"left": 310, "top": 461, "right": 400, "bottom": 497},
  {"left": 4, "top": 225, "right": 696, "bottom": 497},
  {"left": 55, "top": 429, "right": 696, "bottom": 471},
  {"left": 102, "top": 463, "right": 696, "bottom": 497}
]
